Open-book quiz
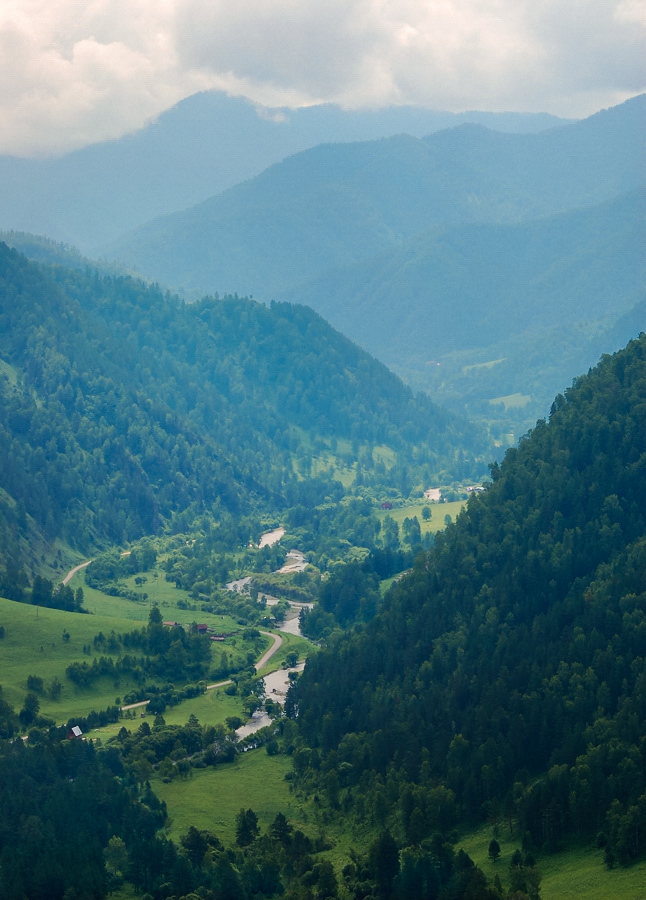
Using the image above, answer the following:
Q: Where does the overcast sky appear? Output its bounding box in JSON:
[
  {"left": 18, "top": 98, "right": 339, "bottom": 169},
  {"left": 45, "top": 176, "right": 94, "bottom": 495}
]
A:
[{"left": 1, "top": 0, "right": 644, "bottom": 156}]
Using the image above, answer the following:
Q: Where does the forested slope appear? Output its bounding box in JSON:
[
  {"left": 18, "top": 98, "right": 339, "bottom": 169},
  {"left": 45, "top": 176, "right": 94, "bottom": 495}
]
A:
[
  {"left": 280, "top": 188, "right": 645, "bottom": 361},
  {"left": 0, "top": 244, "right": 484, "bottom": 573},
  {"left": 294, "top": 334, "right": 646, "bottom": 866}
]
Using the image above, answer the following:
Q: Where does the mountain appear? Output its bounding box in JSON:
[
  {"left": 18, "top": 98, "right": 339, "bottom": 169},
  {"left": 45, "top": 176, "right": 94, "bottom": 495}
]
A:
[
  {"left": 0, "top": 91, "right": 569, "bottom": 254},
  {"left": 0, "top": 243, "right": 486, "bottom": 574},
  {"left": 107, "top": 95, "right": 645, "bottom": 300},
  {"left": 281, "top": 189, "right": 645, "bottom": 361},
  {"left": 278, "top": 189, "right": 646, "bottom": 433},
  {"left": 293, "top": 333, "right": 646, "bottom": 868}
]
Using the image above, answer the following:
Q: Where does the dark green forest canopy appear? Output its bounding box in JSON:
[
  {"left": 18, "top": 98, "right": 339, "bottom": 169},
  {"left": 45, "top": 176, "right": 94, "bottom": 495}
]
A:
[
  {"left": 294, "top": 334, "right": 646, "bottom": 861},
  {"left": 0, "top": 243, "right": 486, "bottom": 569}
]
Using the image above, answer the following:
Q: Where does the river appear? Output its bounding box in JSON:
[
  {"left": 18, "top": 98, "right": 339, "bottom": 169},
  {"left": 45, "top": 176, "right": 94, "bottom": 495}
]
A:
[{"left": 236, "top": 662, "right": 305, "bottom": 739}]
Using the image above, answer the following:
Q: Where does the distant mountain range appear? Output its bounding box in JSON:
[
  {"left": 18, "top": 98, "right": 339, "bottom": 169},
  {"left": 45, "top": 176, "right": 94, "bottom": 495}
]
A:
[
  {"left": 0, "top": 91, "right": 569, "bottom": 253},
  {"left": 108, "top": 95, "right": 644, "bottom": 301},
  {"left": 281, "top": 188, "right": 646, "bottom": 357},
  {"left": 1, "top": 93, "right": 643, "bottom": 441}
]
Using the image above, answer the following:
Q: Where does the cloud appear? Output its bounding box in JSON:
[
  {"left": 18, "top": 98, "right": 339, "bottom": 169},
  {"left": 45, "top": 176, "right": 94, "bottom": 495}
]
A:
[{"left": 0, "top": 0, "right": 644, "bottom": 155}]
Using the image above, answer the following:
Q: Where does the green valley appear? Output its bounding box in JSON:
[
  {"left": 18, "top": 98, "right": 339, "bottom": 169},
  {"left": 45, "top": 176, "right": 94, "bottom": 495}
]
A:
[{"left": 0, "top": 89, "right": 644, "bottom": 900}]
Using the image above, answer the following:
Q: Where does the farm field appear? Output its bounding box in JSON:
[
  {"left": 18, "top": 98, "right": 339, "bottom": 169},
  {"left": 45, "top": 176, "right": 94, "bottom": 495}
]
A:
[{"left": 458, "top": 824, "right": 646, "bottom": 900}]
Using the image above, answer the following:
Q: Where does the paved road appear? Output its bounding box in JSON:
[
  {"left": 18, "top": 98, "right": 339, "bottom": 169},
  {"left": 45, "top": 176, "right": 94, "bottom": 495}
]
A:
[{"left": 61, "top": 559, "right": 93, "bottom": 585}]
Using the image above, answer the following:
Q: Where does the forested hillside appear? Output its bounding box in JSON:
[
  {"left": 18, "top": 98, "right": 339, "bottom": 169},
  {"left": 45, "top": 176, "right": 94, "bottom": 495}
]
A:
[
  {"left": 280, "top": 188, "right": 645, "bottom": 434},
  {"left": 107, "top": 95, "right": 644, "bottom": 300},
  {"left": 293, "top": 334, "right": 646, "bottom": 869},
  {"left": 281, "top": 189, "right": 645, "bottom": 362},
  {"left": 0, "top": 243, "right": 485, "bottom": 574}
]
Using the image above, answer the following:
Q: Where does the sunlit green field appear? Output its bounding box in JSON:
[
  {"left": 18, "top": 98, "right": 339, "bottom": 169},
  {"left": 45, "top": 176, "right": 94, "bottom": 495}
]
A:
[
  {"left": 458, "top": 823, "right": 646, "bottom": 900},
  {"left": 376, "top": 499, "right": 466, "bottom": 535}
]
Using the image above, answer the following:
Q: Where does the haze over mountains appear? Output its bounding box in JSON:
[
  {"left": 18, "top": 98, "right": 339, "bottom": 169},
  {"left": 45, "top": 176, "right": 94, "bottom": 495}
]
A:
[
  {"left": 0, "top": 91, "right": 569, "bottom": 253},
  {"left": 109, "top": 95, "right": 644, "bottom": 300},
  {"left": 0, "top": 243, "right": 486, "bottom": 572},
  {"left": 102, "top": 94, "right": 644, "bottom": 434},
  {"left": 1, "top": 92, "right": 643, "bottom": 439}
]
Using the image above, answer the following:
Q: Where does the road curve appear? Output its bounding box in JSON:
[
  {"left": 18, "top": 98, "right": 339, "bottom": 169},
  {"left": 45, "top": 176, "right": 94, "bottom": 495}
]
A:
[
  {"left": 255, "top": 631, "right": 283, "bottom": 671},
  {"left": 120, "top": 632, "right": 284, "bottom": 712},
  {"left": 61, "top": 559, "right": 93, "bottom": 586}
]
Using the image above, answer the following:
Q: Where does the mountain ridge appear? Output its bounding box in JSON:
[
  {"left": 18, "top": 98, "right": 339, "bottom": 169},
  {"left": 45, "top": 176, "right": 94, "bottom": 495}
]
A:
[{"left": 106, "top": 95, "right": 645, "bottom": 301}]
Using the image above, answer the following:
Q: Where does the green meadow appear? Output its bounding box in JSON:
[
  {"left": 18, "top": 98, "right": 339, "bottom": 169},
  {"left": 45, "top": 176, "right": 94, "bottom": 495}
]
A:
[
  {"left": 153, "top": 747, "right": 368, "bottom": 869},
  {"left": 376, "top": 499, "right": 467, "bottom": 535},
  {"left": 0, "top": 595, "right": 140, "bottom": 720},
  {"left": 91, "top": 684, "right": 247, "bottom": 741},
  {"left": 155, "top": 749, "right": 299, "bottom": 844},
  {"left": 458, "top": 823, "right": 646, "bottom": 900}
]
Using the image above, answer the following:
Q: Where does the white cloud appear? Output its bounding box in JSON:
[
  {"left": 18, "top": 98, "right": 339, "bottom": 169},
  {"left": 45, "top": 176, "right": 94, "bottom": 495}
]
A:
[{"left": 0, "top": 0, "right": 644, "bottom": 155}]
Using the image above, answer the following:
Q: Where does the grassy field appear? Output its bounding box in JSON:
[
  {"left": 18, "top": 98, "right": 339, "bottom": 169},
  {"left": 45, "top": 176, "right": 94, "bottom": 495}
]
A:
[
  {"left": 0, "top": 595, "right": 142, "bottom": 720},
  {"left": 70, "top": 568, "right": 243, "bottom": 635},
  {"left": 376, "top": 500, "right": 466, "bottom": 535},
  {"left": 91, "top": 684, "right": 247, "bottom": 742},
  {"left": 154, "top": 748, "right": 379, "bottom": 873},
  {"left": 458, "top": 823, "right": 646, "bottom": 900},
  {"left": 489, "top": 392, "right": 531, "bottom": 410},
  {"left": 154, "top": 749, "right": 300, "bottom": 843},
  {"left": 0, "top": 585, "right": 291, "bottom": 726}
]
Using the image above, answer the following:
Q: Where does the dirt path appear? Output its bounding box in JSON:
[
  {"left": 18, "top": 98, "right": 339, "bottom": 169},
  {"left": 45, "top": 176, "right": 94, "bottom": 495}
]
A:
[
  {"left": 119, "top": 631, "right": 283, "bottom": 712},
  {"left": 255, "top": 630, "right": 283, "bottom": 671},
  {"left": 61, "top": 559, "right": 93, "bottom": 586}
]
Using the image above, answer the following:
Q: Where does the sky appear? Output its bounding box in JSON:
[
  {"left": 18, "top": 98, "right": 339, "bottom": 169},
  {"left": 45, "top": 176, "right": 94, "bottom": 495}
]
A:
[{"left": 0, "top": 0, "right": 644, "bottom": 157}]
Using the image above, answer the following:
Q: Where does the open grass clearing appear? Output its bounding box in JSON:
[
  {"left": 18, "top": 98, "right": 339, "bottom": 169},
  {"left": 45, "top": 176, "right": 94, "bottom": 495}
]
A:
[
  {"left": 458, "top": 823, "right": 646, "bottom": 900},
  {"left": 71, "top": 570, "right": 243, "bottom": 634},
  {"left": 154, "top": 749, "right": 301, "bottom": 844},
  {"left": 0, "top": 595, "right": 141, "bottom": 720},
  {"left": 376, "top": 500, "right": 466, "bottom": 535},
  {"left": 154, "top": 749, "right": 374, "bottom": 873},
  {"left": 489, "top": 392, "right": 532, "bottom": 410},
  {"left": 91, "top": 685, "right": 247, "bottom": 741}
]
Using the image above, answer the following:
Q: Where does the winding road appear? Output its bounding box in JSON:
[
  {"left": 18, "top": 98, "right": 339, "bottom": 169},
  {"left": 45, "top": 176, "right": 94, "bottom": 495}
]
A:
[
  {"left": 61, "top": 559, "right": 93, "bottom": 585},
  {"left": 60, "top": 560, "right": 288, "bottom": 715},
  {"left": 120, "top": 630, "right": 284, "bottom": 712}
]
